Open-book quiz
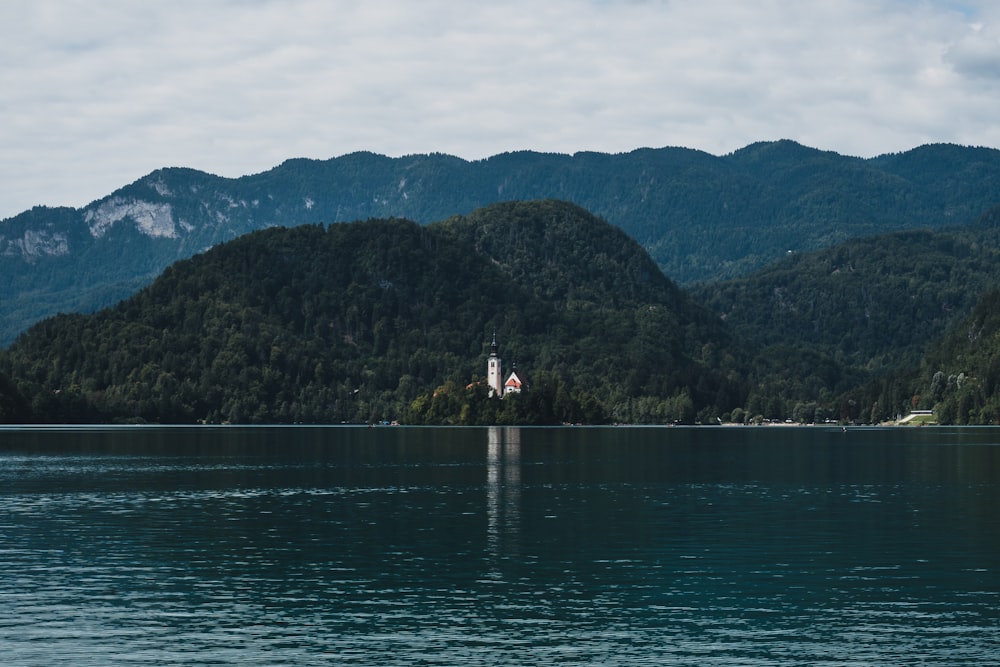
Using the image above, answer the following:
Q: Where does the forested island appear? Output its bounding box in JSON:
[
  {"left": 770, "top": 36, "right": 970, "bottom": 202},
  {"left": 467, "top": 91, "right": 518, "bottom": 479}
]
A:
[{"left": 3, "top": 199, "right": 1000, "bottom": 425}]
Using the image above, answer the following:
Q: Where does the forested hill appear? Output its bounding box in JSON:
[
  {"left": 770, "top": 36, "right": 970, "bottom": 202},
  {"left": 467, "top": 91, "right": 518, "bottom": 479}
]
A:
[
  {"left": 913, "top": 287, "right": 1000, "bottom": 424},
  {"left": 0, "top": 201, "right": 740, "bottom": 425},
  {"left": 3, "top": 140, "right": 999, "bottom": 346},
  {"left": 693, "top": 205, "right": 1000, "bottom": 371},
  {"left": 691, "top": 204, "right": 1000, "bottom": 423}
]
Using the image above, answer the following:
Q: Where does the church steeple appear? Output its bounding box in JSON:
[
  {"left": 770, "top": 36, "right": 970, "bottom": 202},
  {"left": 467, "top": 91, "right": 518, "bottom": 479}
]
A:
[{"left": 487, "top": 329, "right": 502, "bottom": 397}]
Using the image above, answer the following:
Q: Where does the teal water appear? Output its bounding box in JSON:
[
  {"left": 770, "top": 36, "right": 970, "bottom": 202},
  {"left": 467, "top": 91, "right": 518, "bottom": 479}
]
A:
[{"left": 0, "top": 425, "right": 998, "bottom": 665}]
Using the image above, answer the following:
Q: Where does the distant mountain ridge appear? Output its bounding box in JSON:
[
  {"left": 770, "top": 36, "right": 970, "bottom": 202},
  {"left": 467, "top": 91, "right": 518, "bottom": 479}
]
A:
[{"left": 2, "top": 140, "right": 999, "bottom": 345}]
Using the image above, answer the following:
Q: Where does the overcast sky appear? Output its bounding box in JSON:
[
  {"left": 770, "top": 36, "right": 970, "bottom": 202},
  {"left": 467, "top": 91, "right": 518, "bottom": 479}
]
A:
[{"left": 2, "top": 0, "right": 999, "bottom": 220}]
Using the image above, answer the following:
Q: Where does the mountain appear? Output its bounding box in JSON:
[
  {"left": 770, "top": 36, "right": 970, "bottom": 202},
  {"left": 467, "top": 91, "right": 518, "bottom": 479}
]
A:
[
  {"left": 692, "top": 204, "right": 1000, "bottom": 422},
  {"left": 0, "top": 200, "right": 739, "bottom": 425},
  {"left": 694, "top": 208, "right": 1000, "bottom": 370},
  {"left": 3, "top": 141, "right": 1000, "bottom": 346}
]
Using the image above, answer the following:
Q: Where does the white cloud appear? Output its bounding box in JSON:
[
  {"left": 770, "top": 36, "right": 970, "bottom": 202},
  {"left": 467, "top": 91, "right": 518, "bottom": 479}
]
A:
[
  {"left": 1, "top": 0, "right": 999, "bottom": 219},
  {"left": 945, "top": 23, "right": 1000, "bottom": 79}
]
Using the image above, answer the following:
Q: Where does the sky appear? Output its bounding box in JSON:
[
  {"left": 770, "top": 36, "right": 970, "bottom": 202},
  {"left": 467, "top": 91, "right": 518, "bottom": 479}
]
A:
[{"left": 2, "top": 0, "right": 1000, "bottom": 220}]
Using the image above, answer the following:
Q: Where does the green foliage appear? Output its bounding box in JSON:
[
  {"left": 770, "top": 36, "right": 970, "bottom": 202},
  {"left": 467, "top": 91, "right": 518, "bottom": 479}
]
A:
[
  {"left": 10, "top": 193, "right": 1000, "bottom": 425},
  {"left": 694, "top": 228, "right": 1000, "bottom": 371},
  {"left": 690, "top": 205, "right": 1000, "bottom": 421},
  {"left": 0, "top": 370, "right": 30, "bottom": 423},
  {"left": 0, "top": 201, "right": 739, "bottom": 424},
  {"left": 404, "top": 371, "right": 610, "bottom": 426},
  {"left": 4, "top": 141, "right": 1000, "bottom": 346},
  {"left": 909, "top": 288, "right": 1000, "bottom": 424}
]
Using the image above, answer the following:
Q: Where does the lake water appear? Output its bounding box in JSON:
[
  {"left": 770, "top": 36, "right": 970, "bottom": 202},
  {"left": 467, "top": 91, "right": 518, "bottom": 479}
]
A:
[{"left": 1, "top": 425, "right": 998, "bottom": 665}]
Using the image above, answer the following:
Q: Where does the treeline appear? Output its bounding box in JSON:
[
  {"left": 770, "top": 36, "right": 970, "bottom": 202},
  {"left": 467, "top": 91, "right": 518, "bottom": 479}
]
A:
[
  {"left": 7, "top": 198, "right": 1000, "bottom": 426},
  {"left": 0, "top": 201, "right": 739, "bottom": 425},
  {"left": 694, "top": 204, "right": 1000, "bottom": 424},
  {"left": 918, "top": 289, "right": 1000, "bottom": 423},
  {"left": 843, "top": 288, "right": 1000, "bottom": 425}
]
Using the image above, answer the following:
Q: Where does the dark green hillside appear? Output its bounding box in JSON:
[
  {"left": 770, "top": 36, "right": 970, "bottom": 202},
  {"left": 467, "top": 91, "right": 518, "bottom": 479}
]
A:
[
  {"left": 0, "top": 370, "right": 29, "bottom": 423},
  {"left": 871, "top": 144, "right": 1000, "bottom": 224},
  {"left": 911, "top": 288, "right": 1000, "bottom": 424},
  {"left": 695, "top": 229, "right": 1000, "bottom": 370},
  {"left": 692, "top": 204, "right": 1000, "bottom": 421},
  {"left": 835, "top": 283, "right": 1000, "bottom": 426},
  {"left": 0, "top": 201, "right": 739, "bottom": 425},
  {"left": 437, "top": 200, "right": 692, "bottom": 307},
  {"left": 132, "top": 142, "right": 997, "bottom": 286},
  {"left": 3, "top": 219, "right": 520, "bottom": 424},
  {"left": 428, "top": 201, "right": 742, "bottom": 423},
  {"left": 4, "top": 141, "right": 1000, "bottom": 347}
]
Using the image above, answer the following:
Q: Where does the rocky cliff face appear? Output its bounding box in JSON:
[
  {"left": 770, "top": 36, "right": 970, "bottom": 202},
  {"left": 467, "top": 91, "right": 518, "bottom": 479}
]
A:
[
  {"left": 2, "top": 227, "right": 70, "bottom": 260},
  {"left": 84, "top": 198, "right": 188, "bottom": 239}
]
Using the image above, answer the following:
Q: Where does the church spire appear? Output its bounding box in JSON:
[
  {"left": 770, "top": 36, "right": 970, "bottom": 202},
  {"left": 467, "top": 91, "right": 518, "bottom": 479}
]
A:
[{"left": 487, "top": 329, "right": 502, "bottom": 397}]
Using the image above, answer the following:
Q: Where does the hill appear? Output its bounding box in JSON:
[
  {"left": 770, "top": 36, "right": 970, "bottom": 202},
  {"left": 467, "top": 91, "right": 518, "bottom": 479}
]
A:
[
  {"left": 910, "top": 288, "right": 1000, "bottom": 424},
  {"left": 0, "top": 201, "right": 739, "bottom": 425},
  {"left": 2, "top": 141, "right": 999, "bottom": 346},
  {"left": 692, "top": 204, "right": 1000, "bottom": 422}
]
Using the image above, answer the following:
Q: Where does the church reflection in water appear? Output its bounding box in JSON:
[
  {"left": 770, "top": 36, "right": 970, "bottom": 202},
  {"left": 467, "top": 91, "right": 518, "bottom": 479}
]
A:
[{"left": 486, "top": 426, "right": 521, "bottom": 565}]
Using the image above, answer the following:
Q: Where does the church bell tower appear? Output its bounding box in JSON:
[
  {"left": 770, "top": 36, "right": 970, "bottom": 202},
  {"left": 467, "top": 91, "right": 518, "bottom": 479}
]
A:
[{"left": 487, "top": 330, "right": 502, "bottom": 397}]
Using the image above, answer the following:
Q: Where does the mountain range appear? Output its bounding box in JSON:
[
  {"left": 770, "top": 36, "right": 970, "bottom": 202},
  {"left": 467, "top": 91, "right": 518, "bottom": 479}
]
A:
[{"left": 3, "top": 140, "right": 1000, "bottom": 347}]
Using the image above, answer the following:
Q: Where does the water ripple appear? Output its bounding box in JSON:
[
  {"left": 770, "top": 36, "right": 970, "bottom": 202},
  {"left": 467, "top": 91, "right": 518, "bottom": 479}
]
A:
[{"left": 2, "top": 427, "right": 999, "bottom": 664}]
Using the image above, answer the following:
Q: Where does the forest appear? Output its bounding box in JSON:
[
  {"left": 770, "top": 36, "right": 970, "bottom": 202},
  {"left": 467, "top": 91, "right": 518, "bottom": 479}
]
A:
[
  {"left": 0, "top": 201, "right": 738, "bottom": 425},
  {"left": 4, "top": 199, "right": 1000, "bottom": 426},
  {"left": 3, "top": 140, "right": 1000, "bottom": 348}
]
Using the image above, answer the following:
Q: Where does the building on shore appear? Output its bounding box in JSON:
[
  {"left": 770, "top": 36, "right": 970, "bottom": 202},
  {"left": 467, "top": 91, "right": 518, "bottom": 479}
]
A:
[{"left": 486, "top": 331, "right": 525, "bottom": 398}]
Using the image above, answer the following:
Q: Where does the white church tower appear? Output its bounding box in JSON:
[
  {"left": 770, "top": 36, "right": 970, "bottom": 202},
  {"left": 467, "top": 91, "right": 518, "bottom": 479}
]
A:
[{"left": 487, "top": 330, "right": 502, "bottom": 397}]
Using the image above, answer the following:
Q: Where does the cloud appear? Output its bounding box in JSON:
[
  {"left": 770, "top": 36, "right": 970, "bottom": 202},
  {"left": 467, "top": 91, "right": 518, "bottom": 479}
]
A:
[
  {"left": 945, "top": 24, "right": 1000, "bottom": 79},
  {"left": 1, "top": 0, "right": 999, "bottom": 219}
]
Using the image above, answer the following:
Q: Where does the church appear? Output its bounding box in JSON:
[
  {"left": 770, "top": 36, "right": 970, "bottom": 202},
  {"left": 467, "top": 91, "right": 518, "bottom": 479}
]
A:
[{"left": 486, "top": 332, "right": 524, "bottom": 398}]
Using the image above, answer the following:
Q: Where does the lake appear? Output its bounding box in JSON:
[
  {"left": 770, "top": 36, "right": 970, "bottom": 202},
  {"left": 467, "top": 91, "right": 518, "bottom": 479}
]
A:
[{"left": 1, "top": 425, "right": 998, "bottom": 665}]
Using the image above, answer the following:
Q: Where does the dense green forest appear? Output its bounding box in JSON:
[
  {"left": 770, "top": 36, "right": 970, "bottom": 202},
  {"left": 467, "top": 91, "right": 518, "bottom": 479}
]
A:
[
  {"left": 913, "top": 288, "right": 1000, "bottom": 424},
  {"left": 6, "top": 199, "right": 1000, "bottom": 426},
  {"left": 0, "top": 201, "right": 740, "bottom": 425},
  {"left": 693, "top": 204, "right": 1000, "bottom": 423},
  {"left": 3, "top": 141, "right": 999, "bottom": 347}
]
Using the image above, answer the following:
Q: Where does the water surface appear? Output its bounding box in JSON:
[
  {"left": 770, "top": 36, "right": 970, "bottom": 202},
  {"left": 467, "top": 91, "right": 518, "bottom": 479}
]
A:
[{"left": 1, "top": 425, "right": 998, "bottom": 665}]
